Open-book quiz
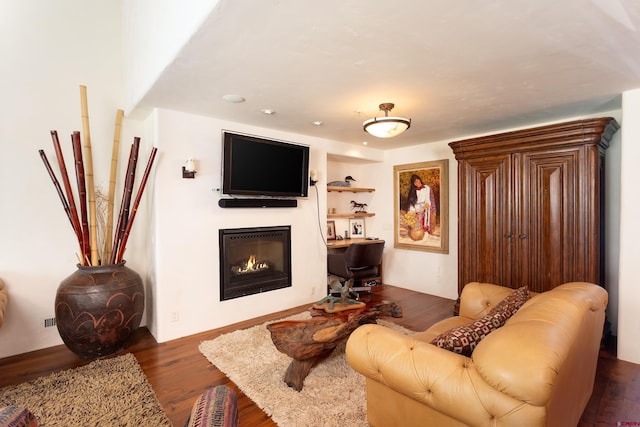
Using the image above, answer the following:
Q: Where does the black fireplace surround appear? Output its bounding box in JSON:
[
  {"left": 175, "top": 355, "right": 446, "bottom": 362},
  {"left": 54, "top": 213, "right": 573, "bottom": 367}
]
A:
[{"left": 219, "top": 226, "right": 292, "bottom": 300}]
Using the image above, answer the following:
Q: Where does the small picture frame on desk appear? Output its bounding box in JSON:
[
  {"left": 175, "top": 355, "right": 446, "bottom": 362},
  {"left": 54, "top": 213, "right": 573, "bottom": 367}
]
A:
[
  {"left": 327, "top": 220, "right": 336, "bottom": 240},
  {"left": 349, "top": 218, "right": 366, "bottom": 238}
]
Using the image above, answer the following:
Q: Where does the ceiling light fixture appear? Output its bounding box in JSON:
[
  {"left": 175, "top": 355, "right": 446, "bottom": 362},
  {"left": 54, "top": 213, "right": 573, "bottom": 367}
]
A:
[
  {"left": 363, "top": 103, "right": 411, "bottom": 138},
  {"left": 222, "top": 94, "right": 245, "bottom": 103}
]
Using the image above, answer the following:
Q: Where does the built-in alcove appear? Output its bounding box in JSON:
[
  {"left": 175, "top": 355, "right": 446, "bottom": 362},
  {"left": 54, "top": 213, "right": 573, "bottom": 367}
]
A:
[{"left": 219, "top": 226, "right": 292, "bottom": 300}]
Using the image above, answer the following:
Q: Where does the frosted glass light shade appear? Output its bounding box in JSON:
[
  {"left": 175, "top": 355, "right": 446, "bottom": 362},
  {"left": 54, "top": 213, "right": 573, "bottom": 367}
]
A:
[{"left": 363, "top": 116, "right": 411, "bottom": 138}]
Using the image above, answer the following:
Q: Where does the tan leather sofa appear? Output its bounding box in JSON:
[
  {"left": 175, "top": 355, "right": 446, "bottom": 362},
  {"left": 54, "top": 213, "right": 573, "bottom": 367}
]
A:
[{"left": 346, "top": 282, "right": 607, "bottom": 427}]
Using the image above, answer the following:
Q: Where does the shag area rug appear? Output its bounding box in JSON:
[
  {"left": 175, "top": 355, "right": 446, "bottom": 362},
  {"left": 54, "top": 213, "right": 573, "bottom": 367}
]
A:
[
  {"left": 0, "top": 352, "right": 171, "bottom": 427},
  {"left": 199, "top": 311, "right": 413, "bottom": 426}
]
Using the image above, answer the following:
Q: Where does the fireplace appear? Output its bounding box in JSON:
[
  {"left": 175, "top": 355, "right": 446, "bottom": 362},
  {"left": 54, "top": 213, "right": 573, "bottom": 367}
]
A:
[{"left": 219, "top": 226, "right": 292, "bottom": 300}]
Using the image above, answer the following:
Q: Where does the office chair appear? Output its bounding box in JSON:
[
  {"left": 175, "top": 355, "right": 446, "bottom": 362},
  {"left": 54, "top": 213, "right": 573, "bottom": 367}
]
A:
[{"left": 327, "top": 240, "right": 384, "bottom": 297}]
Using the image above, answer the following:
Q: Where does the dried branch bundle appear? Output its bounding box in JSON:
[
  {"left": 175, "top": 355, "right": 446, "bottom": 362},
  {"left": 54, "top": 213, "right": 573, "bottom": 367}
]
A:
[{"left": 39, "top": 87, "right": 157, "bottom": 266}]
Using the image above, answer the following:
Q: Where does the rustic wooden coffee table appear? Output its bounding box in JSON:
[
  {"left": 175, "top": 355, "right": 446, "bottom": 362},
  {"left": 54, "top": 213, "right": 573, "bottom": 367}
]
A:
[{"left": 266, "top": 300, "right": 402, "bottom": 391}]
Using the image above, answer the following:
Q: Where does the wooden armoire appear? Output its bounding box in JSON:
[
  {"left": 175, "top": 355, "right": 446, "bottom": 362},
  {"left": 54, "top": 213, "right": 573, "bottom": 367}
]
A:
[{"left": 448, "top": 117, "right": 619, "bottom": 298}]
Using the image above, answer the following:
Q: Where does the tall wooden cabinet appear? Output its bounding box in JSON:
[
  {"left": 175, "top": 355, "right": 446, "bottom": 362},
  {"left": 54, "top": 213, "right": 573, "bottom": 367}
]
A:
[{"left": 449, "top": 117, "right": 619, "bottom": 296}]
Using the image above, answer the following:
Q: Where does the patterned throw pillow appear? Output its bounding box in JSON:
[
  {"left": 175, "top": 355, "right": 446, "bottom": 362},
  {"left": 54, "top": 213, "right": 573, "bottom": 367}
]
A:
[
  {"left": 430, "top": 286, "right": 529, "bottom": 356},
  {"left": 487, "top": 286, "right": 530, "bottom": 318}
]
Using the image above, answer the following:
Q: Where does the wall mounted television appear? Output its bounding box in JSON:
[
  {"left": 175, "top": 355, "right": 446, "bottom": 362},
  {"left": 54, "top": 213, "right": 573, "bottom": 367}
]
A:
[{"left": 221, "top": 131, "right": 310, "bottom": 198}]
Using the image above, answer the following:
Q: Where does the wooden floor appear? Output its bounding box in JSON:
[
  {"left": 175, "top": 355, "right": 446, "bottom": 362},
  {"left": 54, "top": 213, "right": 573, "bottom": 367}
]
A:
[{"left": 1, "top": 284, "right": 639, "bottom": 426}]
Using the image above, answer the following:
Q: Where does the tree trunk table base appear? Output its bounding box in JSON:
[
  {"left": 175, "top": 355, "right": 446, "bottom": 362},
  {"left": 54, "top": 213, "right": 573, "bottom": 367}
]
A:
[{"left": 266, "top": 300, "right": 402, "bottom": 391}]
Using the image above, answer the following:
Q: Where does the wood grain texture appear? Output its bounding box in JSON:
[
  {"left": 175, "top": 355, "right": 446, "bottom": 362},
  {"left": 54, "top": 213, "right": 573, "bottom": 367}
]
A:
[{"left": 449, "top": 117, "right": 619, "bottom": 295}]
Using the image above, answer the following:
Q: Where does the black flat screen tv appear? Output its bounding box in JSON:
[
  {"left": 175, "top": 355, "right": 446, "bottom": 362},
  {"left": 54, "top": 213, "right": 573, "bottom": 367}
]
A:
[{"left": 222, "top": 132, "right": 310, "bottom": 198}]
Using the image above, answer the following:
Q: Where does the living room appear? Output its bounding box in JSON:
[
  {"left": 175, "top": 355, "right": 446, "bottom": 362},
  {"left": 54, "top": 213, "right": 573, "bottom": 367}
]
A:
[{"left": 2, "top": 1, "right": 640, "bottom": 424}]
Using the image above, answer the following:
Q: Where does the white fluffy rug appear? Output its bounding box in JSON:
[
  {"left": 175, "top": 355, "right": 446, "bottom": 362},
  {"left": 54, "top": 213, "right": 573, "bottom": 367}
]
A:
[{"left": 198, "top": 311, "right": 412, "bottom": 426}]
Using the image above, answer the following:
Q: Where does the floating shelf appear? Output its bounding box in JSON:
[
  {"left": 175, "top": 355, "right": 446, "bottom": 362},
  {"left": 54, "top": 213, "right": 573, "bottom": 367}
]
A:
[
  {"left": 327, "top": 186, "right": 375, "bottom": 193},
  {"left": 327, "top": 212, "right": 375, "bottom": 218}
]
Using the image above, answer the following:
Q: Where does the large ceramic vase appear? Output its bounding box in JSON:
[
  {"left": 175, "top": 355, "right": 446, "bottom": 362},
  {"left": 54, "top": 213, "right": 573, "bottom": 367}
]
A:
[{"left": 55, "top": 261, "right": 144, "bottom": 359}]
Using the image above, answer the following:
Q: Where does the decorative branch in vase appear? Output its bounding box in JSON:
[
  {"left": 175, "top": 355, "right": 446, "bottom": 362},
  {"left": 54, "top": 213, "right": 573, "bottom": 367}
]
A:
[
  {"left": 38, "top": 85, "right": 158, "bottom": 359},
  {"left": 38, "top": 86, "right": 157, "bottom": 266}
]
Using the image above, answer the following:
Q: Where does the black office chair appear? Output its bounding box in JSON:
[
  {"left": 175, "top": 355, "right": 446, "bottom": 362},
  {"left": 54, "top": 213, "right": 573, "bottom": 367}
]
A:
[{"left": 327, "top": 240, "right": 384, "bottom": 297}]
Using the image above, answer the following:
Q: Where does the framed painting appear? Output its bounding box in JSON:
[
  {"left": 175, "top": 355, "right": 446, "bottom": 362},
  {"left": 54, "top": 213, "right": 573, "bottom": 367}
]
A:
[
  {"left": 327, "top": 220, "right": 336, "bottom": 240},
  {"left": 349, "top": 218, "right": 366, "bottom": 238},
  {"left": 393, "top": 159, "right": 449, "bottom": 253}
]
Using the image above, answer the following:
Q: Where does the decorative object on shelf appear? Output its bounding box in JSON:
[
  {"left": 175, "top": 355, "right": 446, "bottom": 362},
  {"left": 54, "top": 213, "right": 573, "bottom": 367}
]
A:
[
  {"left": 55, "top": 261, "right": 144, "bottom": 359},
  {"left": 327, "top": 175, "right": 356, "bottom": 187},
  {"left": 363, "top": 103, "right": 411, "bottom": 138},
  {"left": 182, "top": 158, "right": 197, "bottom": 179},
  {"left": 394, "top": 159, "right": 449, "bottom": 253},
  {"left": 38, "top": 85, "right": 158, "bottom": 358},
  {"left": 349, "top": 218, "right": 366, "bottom": 238},
  {"left": 327, "top": 220, "right": 336, "bottom": 240},
  {"left": 350, "top": 200, "right": 368, "bottom": 213}
]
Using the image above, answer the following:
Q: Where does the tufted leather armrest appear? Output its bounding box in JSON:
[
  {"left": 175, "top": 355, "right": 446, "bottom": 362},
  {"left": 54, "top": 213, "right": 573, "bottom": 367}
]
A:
[
  {"left": 0, "top": 278, "right": 7, "bottom": 328},
  {"left": 458, "top": 282, "right": 519, "bottom": 319}
]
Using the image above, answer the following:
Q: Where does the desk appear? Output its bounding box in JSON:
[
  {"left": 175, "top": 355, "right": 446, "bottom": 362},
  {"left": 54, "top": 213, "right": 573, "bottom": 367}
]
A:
[{"left": 326, "top": 238, "right": 381, "bottom": 249}]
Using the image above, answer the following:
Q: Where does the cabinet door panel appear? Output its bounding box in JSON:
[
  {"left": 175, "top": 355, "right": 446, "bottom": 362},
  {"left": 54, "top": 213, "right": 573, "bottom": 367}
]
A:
[
  {"left": 518, "top": 149, "right": 579, "bottom": 292},
  {"left": 457, "top": 154, "right": 512, "bottom": 292}
]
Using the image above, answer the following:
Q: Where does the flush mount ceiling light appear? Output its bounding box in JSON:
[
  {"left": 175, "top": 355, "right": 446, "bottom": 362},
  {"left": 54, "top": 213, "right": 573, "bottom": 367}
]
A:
[
  {"left": 363, "top": 103, "right": 411, "bottom": 138},
  {"left": 222, "top": 94, "right": 245, "bottom": 103}
]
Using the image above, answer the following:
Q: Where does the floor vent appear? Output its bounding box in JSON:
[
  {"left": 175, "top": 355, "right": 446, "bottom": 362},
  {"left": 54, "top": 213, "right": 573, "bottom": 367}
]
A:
[{"left": 44, "top": 317, "right": 57, "bottom": 328}]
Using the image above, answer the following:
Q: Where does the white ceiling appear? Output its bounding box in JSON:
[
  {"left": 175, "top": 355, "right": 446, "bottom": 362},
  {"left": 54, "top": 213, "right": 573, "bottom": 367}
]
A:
[{"left": 133, "top": 0, "right": 640, "bottom": 149}]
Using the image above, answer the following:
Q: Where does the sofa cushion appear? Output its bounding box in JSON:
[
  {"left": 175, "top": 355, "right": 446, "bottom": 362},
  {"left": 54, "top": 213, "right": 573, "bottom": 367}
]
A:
[{"left": 430, "top": 286, "right": 529, "bottom": 356}]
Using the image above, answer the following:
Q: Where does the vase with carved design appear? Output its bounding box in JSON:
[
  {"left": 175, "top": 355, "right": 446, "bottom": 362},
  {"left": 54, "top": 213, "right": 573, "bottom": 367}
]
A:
[{"left": 55, "top": 261, "right": 144, "bottom": 359}]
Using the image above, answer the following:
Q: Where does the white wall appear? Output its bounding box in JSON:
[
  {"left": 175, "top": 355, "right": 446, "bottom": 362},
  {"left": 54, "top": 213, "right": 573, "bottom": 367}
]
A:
[
  {"left": 374, "top": 143, "right": 459, "bottom": 299},
  {"left": 617, "top": 89, "right": 640, "bottom": 364},
  {"left": 146, "top": 108, "right": 379, "bottom": 342},
  {"left": 0, "top": 0, "right": 147, "bottom": 358},
  {"left": 121, "top": 0, "right": 219, "bottom": 115}
]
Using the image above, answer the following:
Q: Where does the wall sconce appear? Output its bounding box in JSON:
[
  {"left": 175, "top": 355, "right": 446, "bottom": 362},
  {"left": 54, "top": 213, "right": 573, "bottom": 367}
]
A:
[{"left": 182, "top": 158, "right": 197, "bottom": 179}]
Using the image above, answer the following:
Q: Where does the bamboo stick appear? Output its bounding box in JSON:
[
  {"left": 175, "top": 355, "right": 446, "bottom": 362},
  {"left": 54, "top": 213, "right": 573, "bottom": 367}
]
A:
[
  {"left": 115, "top": 147, "right": 158, "bottom": 263},
  {"left": 80, "top": 85, "right": 98, "bottom": 265},
  {"left": 103, "top": 109, "right": 124, "bottom": 263},
  {"left": 72, "top": 131, "right": 90, "bottom": 265},
  {"left": 50, "top": 130, "right": 82, "bottom": 247},
  {"left": 110, "top": 138, "right": 140, "bottom": 264},
  {"left": 38, "top": 149, "right": 81, "bottom": 248}
]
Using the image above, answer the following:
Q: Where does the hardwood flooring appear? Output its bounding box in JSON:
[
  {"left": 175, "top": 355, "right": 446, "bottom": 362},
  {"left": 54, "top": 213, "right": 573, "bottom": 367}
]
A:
[{"left": 1, "top": 284, "right": 638, "bottom": 426}]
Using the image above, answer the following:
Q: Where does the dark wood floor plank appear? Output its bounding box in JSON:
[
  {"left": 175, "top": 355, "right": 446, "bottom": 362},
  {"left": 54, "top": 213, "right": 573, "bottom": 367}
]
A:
[{"left": 1, "top": 284, "right": 637, "bottom": 426}]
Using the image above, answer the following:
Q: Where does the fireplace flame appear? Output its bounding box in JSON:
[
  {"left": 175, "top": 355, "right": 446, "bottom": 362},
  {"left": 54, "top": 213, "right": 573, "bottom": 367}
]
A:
[
  {"left": 232, "top": 254, "right": 270, "bottom": 275},
  {"left": 247, "top": 255, "right": 256, "bottom": 270}
]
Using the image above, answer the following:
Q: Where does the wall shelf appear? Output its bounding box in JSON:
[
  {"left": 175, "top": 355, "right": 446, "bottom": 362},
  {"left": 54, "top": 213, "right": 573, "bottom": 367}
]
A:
[
  {"left": 327, "top": 212, "right": 375, "bottom": 218},
  {"left": 327, "top": 186, "right": 375, "bottom": 193}
]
